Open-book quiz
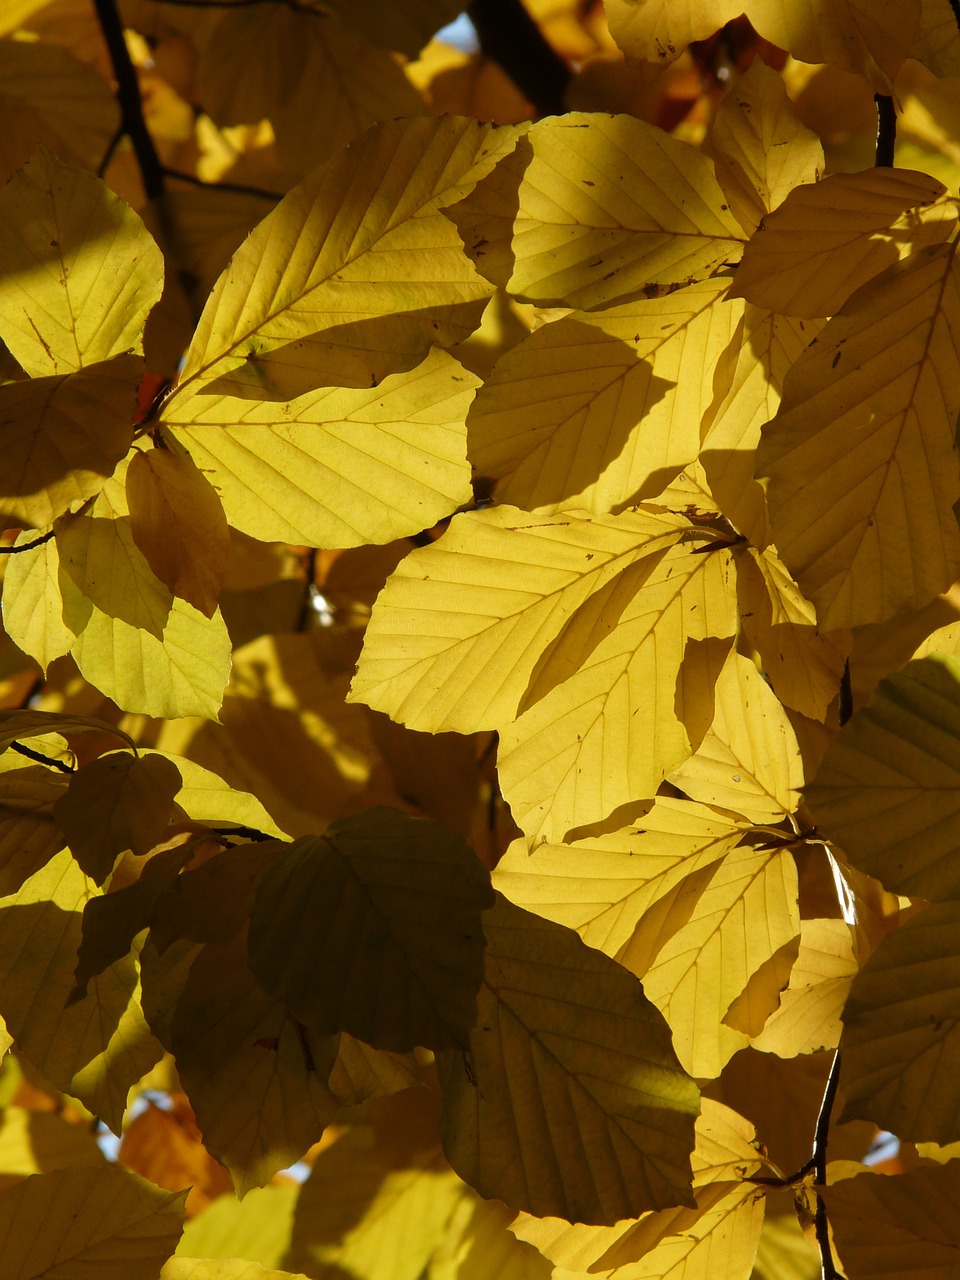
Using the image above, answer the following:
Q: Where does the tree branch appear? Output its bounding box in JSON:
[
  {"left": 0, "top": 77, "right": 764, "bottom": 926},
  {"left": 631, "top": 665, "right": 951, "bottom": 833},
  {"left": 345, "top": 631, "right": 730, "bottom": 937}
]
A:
[
  {"left": 467, "top": 0, "right": 571, "bottom": 117},
  {"left": 874, "top": 94, "right": 897, "bottom": 168},
  {"left": 0, "top": 530, "right": 55, "bottom": 555},
  {"left": 10, "top": 742, "right": 75, "bottom": 773},
  {"left": 812, "top": 1049, "right": 846, "bottom": 1280},
  {"left": 93, "top": 0, "right": 166, "bottom": 200}
]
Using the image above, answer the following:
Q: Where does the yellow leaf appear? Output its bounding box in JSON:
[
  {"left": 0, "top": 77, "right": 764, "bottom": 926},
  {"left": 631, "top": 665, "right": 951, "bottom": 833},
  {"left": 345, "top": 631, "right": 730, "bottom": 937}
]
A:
[
  {"left": 1, "top": 531, "right": 77, "bottom": 669},
  {"left": 735, "top": 545, "right": 850, "bottom": 721},
  {"left": 806, "top": 654, "right": 960, "bottom": 900},
  {"left": 0, "top": 1165, "right": 184, "bottom": 1280},
  {"left": 0, "top": 38, "right": 119, "bottom": 181},
  {"left": 0, "top": 149, "right": 163, "bottom": 376},
  {"left": 195, "top": 7, "right": 423, "bottom": 176},
  {"left": 0, "top": 850, "right": 163, "bottom": 1133},
  {"left": 175, "top": 117, "right": 524, "bottom": 400},
  {"left": 493, "top": 799, "right": 748, "bottom": 956},
  {"left": 127, "top": 448, "right": 230, "bottom": 618},
  {"left": 447, "top": 113, "right": 745, "bottom": 310},
  {"left": 825, "top": 1160, "right": 960, "bottom": 1277},
  {"left": 839, "top": 900, "right": 960, "bottom": 1140},
  {"left": 617, "top": 845, "right": 800, "bottom": 1078},
  {"left": 53, "top": 751, "right": 182, "bottom": 882},
  {"left": 910, "top": 0, "right": 960, "bottom": 76},
  {"left": 731, "top": 168, "right": 952, "bottom": 318},
  {"left": 757, "top": 241, "right": 960, "bottom": 629},
  {"left": 467, "top": 278, "right": 741, "bottom": 513},
  {"left": 699, "top": 307, "right": 820, "bottom": 549},
  {"left": 705, "top": 59, "right": 824, "bottom": 235},
  {"left": 510, "top": 1100, "right": 765, "bottom": 1277},
  {"left": 348, "top": 504, "right": 692, "bottom": 733},
  {"left": 176, "top": 1184, "right": 297, "bottom": 1269},
  {"left": 0, "top": 354, "right": 140, "bottom": 527},
  {"left": 745, "top": 0, "right": 922, "bottom": 93},
  {"left": 497, "top": 542, "right": 738, "bottom": 844},
  {"left": 668, "top": 650, "right": 805, "bottom": 822},
  {"left": 163, "top": 1262, "right": 308, "bottom": 1280},
  {"left": 163, "top": 348, "right": 477, "bottom": 548},
  {"left": 152, "top": 752, "right": 288, "bottom": 841},
  {"left": 751, "top": 918, "right": 858, "bottom": 1056},
  {"left": 427, "top": 1193, "right": 552, "bottom": 1280},
  {"left": 0, "top": 1106, "right": 105, "bottom": 1191},
  {"left": 0, "top": 762, "right": 68, "bottom": 895},
  {"left": 437, "top": 895, "right": 700, "bottom": 1225},
  {"left": 0, "top": 706, "right": 135, "bottom": 754},
  {"left": 322, "top": 0, "right": 463, "bottom": 57},
  {"left": 248, "top": 809, "right": 494, "bottom": 1051},
  {"left": 148, "top": 930, "right": 340, "bottom": 1195},
  {"left": 604, "top": 1, "right": 739, "bottom": 66}
]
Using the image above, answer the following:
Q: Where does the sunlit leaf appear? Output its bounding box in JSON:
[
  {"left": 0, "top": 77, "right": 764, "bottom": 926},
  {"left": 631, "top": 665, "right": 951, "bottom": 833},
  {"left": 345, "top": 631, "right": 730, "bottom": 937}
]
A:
[
  {"left": 163, "top": 1262, "right": 309, "bottom": 1280},
  {"left": 732, "top": 168, "right": 951, "bottom": 317},
  {"left": 163, "top": 348, "right": 477, "bottom": 548},
  {"left": 704, "top": 59, "right": 823, "bottom": 236},
  {"left": 0, "top": 148, "right": 163, "bottom": 376},
  {"left": 1, "top": 531, "right": 77, "bottom": 669},
  {"left": 176, "top": 1184, "right": 297, "bottom": 1269},
  {"left": 757, "top": 242, "right": 960, "bottom": 629},
  {"left": 0, "top": 355, "right": 140, "bottom": 527},
  {"left": 839, "top": 900, "right": 960, "bottom": 1141},
  {"left": 605, "top": 0, "right": 740, "bottom": 65},
  {"left": 0, "top": 1106, "right": 105, "bottom": 1191},
  {"left": 248, "top": 808, "right": 494, "bottom": 1051},
  {"left": 447, "top": 113, "right": 744, "bottom": 311},
  {"left": 0, "top": 1165, "right": 184, "bottom": 1280},
  {"left": 175, "top": 117, "right": 524, "bottom": 399},
  {"left": 437, "top": 894, "right": 700, "bottom": 1225},
  {"left": 348, "top": 504, "right": 691, "bottom": 734},
  {"left": 806, "top": 654, "right": 960, "bottom": 900},
  {"left": 751, "top": 919, "right": 857, "bottom": 1056}
]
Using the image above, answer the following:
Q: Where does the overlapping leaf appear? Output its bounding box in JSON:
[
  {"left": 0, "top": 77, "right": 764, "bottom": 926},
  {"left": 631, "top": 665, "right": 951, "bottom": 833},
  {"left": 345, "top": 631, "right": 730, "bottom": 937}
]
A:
[
  {"left": 175, "top": 116, "right": 524, "bottom": 400},
  {"left": 437, "top": 895, "right": 700, "bottom": 1225},
  {"left": 757, "top": 240, "right": 960, "bottom": 629},
  {"left": 163, "top": 349, "right": 477, "bottom": 548},
  {"left": 248, "top": 808, "right": 494, "bottom": 1051},
  {"left": 751, "top": 919, "right": 857, "bottom": 1056},
  {"left": 806, "top": 654, "right": 960, "bottom": 900},
  {"left": 348, "top": 504, "right": 693, "bottom": 733},
  {"left": 446, "top": 113, "right": 745, "bottom": 311}
]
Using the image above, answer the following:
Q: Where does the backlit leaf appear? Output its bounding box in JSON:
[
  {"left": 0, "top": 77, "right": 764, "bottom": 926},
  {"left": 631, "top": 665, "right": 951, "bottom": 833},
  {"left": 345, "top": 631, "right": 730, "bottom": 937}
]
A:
[
  {"left": 0, "top": 763, "right": 68, "bottom": 895},
  {"left": 705, "top": 59, "right": 823, "bottom": 236},
  {"left": 248, "top": 808, "right": 494, "bottom": 1051},
  {"left": 467, "top": 278, "right": 740, "bottom": 514},
  {"left": 826, "top": 1161, "right": 960, "bottom": 1278},
  {"left": 0, "top": 850, "right": 163, "bottom": 1133},
  {"left": 348, "top": 504, "right": 691, "bottom": 734},
  {"left": 751, "top": 918, "right": 857, "bottom": 1056},
  {"left": 0, "top": 355, "right": 140, "bottom": 527},
  {"left": 497, "top": 541, "right": 738, "bottom": 844},
  {"left": 839, "top": 900, "right": 960, "bottom": 1141},
  {"left": 757, "top": 241, "right": 960, "bottom": 629},
  {"left": 0, "top": 149, "right": 163, "bottom": 376},
  {"left": 0, "top": 1165, "right": 184, "bottom": 1280},
  {"left": 163, "top": 348, "right": 477, "bottom": 548},
  {"left": 446, "top": 113, "right": 745, "bottom": 310},
  {"left": 163, "top": 1262, "right": 308, "bottom": 1280},
  {"left": 1, "top": 531, "right": 77, "bottom": 669},
  {"left": 806, "top": 654, "right": 960, "bottom": 900},
  {"left": 176, "top": 117, "right": 524, "bottom": 400},
  {"left": 126, "top": 448, "right": 230, "bottom": 618},
  {"left": 605, "top": 1, "right": 740, "bottom": 65},
  {"left": 437, "top": 894, "right": 700, "bottom": 1225},
  {"left": 53, "top": 751, "right": 182, "bottom": 882},
  {"left": 732, "top": 168, "right": 952, "bottom": 317}
]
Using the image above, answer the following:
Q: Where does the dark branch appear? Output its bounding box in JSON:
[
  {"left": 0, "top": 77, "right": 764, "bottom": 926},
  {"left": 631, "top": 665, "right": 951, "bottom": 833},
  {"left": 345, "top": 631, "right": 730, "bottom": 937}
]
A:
[
  {"left": 206, "top": 824, "right": 276, "bottom": 842},
  {"left": 468, "top": 0, "right": 571, "bottom": 117},
  {"left": 161, "top": 166, "right": 281, "bottom": 202},
  {"left": 10, "top": 742, "right": 75, "bottom": 773},
  {"left": 93, "top": 0, "right": 166, "bottom": 200},
  {"left": 812, "top": 1050, "right": 846, "bottom": 1280},
  {"left": 949, "top": 0, "right": 960, "bottom": 35},
  {"left": 874, "top": 95, "right": 897, "bottom": 168},
  {"left": 0, "top": 530, "right": 55, "bottom": 555},
  {"left": 839, "top": 660, "right": 853, "bottom": 726}
]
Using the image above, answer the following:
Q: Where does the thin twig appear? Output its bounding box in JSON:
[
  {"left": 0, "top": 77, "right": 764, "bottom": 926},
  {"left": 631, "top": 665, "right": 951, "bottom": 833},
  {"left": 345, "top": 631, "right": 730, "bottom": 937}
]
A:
[
  {"left": 0, "top": 530, "right": 55, "bottom": 555},
  {"left": 468, "top": 0, "right": 571, "bottom": 117},
  {"left": 874, "top": 94, "right": 897, "bottom": 168},
  {"left": 93, "top": 0, "right": 166, "bottom": 200},
  {"left": 97, "top": 121, "right": 126, "bottom": 177},
  {"left": 839, "top": 660, "right": 853, "bottom": 727},
  {"left": 206, "top": 824, "right": 276, "bottom": 842},
  {"left": 160, "top": 166, "right": 281, "bottom": 202},
  {"left": 9, "top": 742, "right": 75, "bottom": 773},
  {"left": 812, "top": 1050, "right": 846, "bottom": 1279}
]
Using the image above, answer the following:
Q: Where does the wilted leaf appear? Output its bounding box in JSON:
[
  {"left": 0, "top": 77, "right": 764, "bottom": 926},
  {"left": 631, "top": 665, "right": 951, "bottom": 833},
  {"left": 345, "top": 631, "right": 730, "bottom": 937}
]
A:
[
  {"left": 437, "top": 894, "right": 700, "bottom": 1225},
  {"left": 248, "top": 808, "right": 494, "bottom": 1051}
]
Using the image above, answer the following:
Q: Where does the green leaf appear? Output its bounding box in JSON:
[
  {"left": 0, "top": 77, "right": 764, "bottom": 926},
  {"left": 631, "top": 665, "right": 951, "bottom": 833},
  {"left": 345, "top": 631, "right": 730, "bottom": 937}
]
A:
[
  {"left": 437, "top": 894, "right": 700, "bottom": 1225},
  {"left": 248, "top": 808, "right": 495, "bottom": 1051}
]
